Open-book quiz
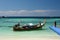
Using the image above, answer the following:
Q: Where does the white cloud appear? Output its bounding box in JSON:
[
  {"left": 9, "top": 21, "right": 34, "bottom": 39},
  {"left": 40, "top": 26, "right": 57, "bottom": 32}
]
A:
[
  {"left": 0, "top": 10, "right": 60, "bottom": 16},
  {"left": 32, "top": 10, "right": 48, "bottom": 12}
]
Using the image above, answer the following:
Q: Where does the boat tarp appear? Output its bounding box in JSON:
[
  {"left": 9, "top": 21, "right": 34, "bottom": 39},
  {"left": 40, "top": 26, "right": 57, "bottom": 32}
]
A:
[{"left": 49, "top": 26, "right": 60, "bottom": 35}]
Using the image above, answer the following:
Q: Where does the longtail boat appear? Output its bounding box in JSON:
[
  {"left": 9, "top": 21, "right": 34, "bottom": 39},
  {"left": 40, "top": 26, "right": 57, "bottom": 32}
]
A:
[{"left": 13, "top": 19, "right": 46, "bottom": 31}]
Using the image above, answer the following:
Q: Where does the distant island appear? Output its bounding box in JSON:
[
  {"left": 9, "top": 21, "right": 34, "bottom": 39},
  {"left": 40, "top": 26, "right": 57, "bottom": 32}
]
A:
[{"left": 0, "top": 16, "right": 60, "bottom": 18}]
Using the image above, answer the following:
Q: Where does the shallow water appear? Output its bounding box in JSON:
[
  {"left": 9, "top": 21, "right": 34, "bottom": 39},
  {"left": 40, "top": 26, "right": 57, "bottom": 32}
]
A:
[{"left": 0, "top": 18, "right": 60, "bottom": 37}]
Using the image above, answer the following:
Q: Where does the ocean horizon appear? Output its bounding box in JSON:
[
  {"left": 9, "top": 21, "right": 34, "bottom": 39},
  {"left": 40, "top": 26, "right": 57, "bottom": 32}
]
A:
[{"left": 0, "top": 16, "right": 60, "bottom": 18}]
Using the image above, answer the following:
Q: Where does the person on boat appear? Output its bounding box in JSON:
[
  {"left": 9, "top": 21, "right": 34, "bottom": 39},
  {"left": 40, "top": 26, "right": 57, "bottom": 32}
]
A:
[
  {"left": 37, "top": 19, "right": 46, "bottom": 29},
  {"left": 13, "top": 24, "right": 20, "bottom": 31},
  {"left": 13, "top": 22, "right": 21, "bottom": 31},
  {"left": 17, "top": 22, "right": 20, "bottom": 27},
  {"left": 36, "top": 21, "right": 41, "bottom": 28}
]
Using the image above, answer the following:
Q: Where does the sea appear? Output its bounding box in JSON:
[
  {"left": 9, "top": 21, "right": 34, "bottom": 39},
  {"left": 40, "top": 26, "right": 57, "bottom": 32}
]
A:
[{"left": 0, "top": 17, "right": 60, "bottom": 37}]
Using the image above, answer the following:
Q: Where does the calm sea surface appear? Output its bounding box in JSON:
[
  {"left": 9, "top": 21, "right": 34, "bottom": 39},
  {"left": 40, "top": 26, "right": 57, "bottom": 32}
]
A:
[{"left": 0, "top": 18, "right": 60, "bottom": 37}]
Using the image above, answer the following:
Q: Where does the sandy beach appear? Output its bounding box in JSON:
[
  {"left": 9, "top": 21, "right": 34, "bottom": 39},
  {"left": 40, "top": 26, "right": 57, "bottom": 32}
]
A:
[{"left": 0, "top": 35, "right": 60, "bottom": 40}]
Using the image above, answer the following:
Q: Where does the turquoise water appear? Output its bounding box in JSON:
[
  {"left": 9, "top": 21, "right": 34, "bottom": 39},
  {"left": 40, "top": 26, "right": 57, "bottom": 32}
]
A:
[{"left": 0, "top": 18, "right": 60, "bottom": 37}]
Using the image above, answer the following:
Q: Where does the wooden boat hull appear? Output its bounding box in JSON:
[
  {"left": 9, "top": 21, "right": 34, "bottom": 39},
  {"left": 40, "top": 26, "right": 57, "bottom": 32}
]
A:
[{"left": 13, "top": 26, "right": 42, "bottom": 31}]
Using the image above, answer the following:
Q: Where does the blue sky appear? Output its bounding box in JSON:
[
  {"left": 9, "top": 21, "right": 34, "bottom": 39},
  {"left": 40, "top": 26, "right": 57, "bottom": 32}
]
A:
[{"left": 0, "top": 0, "right": 60, "bottom": 16}]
